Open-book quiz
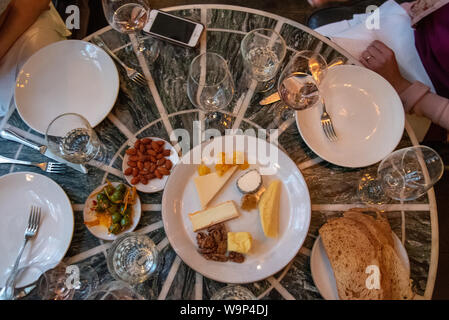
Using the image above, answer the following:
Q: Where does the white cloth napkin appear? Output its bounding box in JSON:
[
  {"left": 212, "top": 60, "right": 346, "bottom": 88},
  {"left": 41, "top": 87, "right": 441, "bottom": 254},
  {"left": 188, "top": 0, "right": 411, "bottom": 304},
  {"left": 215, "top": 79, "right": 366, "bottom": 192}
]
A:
[
  {"left": 314, "top": 0, "right": 434, "bottom": 141},
  {"left": 0, "top": 4, "right": 70, "bottom": 117}
]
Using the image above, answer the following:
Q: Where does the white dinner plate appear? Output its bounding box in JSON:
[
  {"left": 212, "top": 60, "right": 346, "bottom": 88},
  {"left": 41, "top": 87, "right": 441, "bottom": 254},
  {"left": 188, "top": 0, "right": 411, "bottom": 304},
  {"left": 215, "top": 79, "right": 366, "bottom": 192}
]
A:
[
  {"left": 0, "top": 172, "right": 74, "bottom": 288},
  {"left": 122, "top": 137, "right": 180, "bottom": 193},
  {"left": 296, "top": 65, "right": 405, "bottom": 168},
  {"left": 15, "top": 40, "right": 119, "bottom": 134},
  {"left": 83, "top": 183, "right": 141, "bottom": 241},
  {"left": 162, "top": 135, "right": 311, "bottom": 283},
  {"left": 310, "top": 233, "right": 410, "bottom": 300}
]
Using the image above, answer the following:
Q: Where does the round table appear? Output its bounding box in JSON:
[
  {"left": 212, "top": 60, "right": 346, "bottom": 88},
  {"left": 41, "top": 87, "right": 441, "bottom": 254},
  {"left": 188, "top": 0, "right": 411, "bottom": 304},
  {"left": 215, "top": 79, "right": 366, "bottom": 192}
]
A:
[{"left": 0, "top": 5, "right": 437, "bottom": 300}]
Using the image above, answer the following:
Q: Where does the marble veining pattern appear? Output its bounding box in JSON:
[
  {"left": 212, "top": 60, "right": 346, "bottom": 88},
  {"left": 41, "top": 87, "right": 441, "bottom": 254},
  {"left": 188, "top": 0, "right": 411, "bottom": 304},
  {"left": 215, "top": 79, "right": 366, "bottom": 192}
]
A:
[{"left": 0, "top": 5, "right": 436, "bottom": 300}]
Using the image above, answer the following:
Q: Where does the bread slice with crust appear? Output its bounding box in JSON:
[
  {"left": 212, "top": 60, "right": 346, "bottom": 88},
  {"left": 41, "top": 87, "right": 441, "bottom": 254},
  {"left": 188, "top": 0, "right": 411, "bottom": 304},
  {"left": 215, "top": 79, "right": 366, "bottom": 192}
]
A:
[
  {"left": 342, "top": 209, "right": 414, "bottom": 300},
  {"left": 319, "top": 217, "right": 385, "bottom": 300}
]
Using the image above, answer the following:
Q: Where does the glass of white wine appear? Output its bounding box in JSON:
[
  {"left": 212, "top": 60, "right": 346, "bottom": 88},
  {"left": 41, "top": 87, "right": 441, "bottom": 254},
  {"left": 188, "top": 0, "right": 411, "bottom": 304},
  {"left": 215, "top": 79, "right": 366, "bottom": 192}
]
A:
[{"left": 102, "top": 0, "right": 159, "bottom": 66}]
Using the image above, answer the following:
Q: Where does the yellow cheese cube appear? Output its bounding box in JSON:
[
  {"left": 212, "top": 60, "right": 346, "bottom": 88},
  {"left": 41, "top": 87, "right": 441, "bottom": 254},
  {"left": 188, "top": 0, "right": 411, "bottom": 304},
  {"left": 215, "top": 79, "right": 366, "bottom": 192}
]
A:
[{"left": 227, "top": 232, "right": 252, "bottom": 254}]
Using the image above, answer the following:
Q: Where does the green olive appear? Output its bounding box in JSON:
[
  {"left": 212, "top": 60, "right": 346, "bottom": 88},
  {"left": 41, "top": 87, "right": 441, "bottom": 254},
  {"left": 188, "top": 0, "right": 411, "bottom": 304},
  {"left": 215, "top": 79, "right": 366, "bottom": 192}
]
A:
[
  {"left": 109, "top": 223, "right": 120, "bottom": 234},
  {"left": 116, "top": 184, "right": 126, "bottom": 194},
  {"left": 120, "top": 215, "right": 130, "bottom": 227},
  {"left": 110, "top": 190, "right": 124, "bottom": 202},
  {"left": 112, "top": 213, "right": 121, "bottom": 224},
  {"left": 97, "top": 193, "right": 107, "bottom": 202},
  {"left": 105, "top": 185, "right": 115, "bottom": 195},
  {"left": 109, "top": 204, "right": 119, "bottom": 214}
]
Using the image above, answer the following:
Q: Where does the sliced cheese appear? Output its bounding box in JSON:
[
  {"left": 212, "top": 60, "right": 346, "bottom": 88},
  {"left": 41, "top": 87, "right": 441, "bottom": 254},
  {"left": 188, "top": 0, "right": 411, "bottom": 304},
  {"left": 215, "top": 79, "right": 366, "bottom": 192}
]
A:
[
  {"left": 258, "top": 180, "right": 281, "bottom": 238},
  {"left": 194, "top": 165, "right": 237, "bottom": 208},
  {"left": 228, "top": 232, "right": 252, "bottom": 254},
  {"left": 188, "top": 200, "right": 240, "bottom": 232}
]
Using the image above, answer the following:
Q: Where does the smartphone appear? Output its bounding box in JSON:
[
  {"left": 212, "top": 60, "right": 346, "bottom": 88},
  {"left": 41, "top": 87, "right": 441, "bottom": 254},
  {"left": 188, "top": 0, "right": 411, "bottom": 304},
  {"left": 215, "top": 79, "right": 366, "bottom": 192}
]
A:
[{"left": 143, "top": 10, "right": 204, "bottom": 48}]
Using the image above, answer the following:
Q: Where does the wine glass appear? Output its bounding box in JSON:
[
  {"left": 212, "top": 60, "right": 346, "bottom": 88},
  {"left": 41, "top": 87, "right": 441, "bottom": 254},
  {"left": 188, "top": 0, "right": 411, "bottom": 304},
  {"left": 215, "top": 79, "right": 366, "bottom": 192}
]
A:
[
  {"left": 240, "top": 28, "right": 286, "bottom": 92},
  {"left": 210, "top": 285, "right": 256, "bottom": 300},
  {"left": 187, "top": 52, "right": 235, "bottom": 128},
  {"left": 87, "top": 281, "right": 145, "bottom": 300},
  {"left": 106, "top": 233, "right": 159, "bottom": 286},
  {"left": 102, "top": 0, "right": 159, "bottom": 66},
  {"left": 275, "top": 50, "right": 327, "bottom": 123},
  {"left": 358, "top": 145, "right": 444, "bottom": 204},
  {"left": 45, "top": 113, "right": 108, "bottom": 165}
]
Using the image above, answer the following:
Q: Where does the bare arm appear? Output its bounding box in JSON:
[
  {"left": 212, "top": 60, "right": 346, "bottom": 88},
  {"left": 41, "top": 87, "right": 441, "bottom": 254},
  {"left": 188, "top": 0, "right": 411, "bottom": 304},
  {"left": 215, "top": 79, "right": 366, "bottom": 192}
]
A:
[
  {"left": 0, "top": 0, "right": 51, "bottom": 60},
  {"left": 360, "top": 40, "right": 449, "bottom": 130}
]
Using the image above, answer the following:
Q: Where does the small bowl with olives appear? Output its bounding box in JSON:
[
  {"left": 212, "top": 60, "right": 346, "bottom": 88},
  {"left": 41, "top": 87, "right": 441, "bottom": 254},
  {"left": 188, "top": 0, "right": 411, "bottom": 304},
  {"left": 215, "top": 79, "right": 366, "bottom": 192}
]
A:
[{"left": 83, "top": 181, "right": 141, "bottom": 241}]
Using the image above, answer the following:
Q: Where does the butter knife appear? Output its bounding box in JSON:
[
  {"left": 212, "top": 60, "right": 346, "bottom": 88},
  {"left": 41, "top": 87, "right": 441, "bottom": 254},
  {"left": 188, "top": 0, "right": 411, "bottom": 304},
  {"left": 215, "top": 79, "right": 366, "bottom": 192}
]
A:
[
  {"left": 259, "top": 92, "right": 280, "bottom": 106},
  {"left": 0, "top": 129, "right": 88, "bottom": 174}
]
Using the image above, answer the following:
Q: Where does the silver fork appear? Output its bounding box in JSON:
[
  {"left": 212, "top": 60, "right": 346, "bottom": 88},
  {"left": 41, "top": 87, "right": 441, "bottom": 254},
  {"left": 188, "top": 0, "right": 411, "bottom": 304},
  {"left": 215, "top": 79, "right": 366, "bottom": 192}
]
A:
[
  {"left": 0, "top": 155, "right": 66, "bottom": 173},
  {"left": 0, "top": 206, "right": 41, "bottom": 300},
  {"left": 320, "top": 99, "right": 338, "bottom": 141},
  {"left": 93, "top": 36, "right": 147, "bottom": 87}
]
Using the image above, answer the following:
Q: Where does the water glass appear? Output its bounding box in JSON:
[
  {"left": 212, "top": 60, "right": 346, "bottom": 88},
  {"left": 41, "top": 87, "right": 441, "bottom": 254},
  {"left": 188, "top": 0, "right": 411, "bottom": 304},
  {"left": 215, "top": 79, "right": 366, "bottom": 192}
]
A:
[
  {"left": 102, "top": 0, "right": 159, "bottom": 65},
  {"left": 187, "top": 52, "right": 235, "bottom": 116},
  {"left": 278, "top": 50, "right": 327, "bottom": 111},
  {"left": 87, "top": 281, "right": 145, "bottom": 300},
  {"left": 107, "top": 233, "right": 159, "bottom": 286},
  {"left": 45, "top": 113, "right": 106, "bottom": 165},
  {"left": 210, "top": 285, "right": 256, "bottom": 300},
  {"left": 358, "top": 145, "right": 444, "bottom": 203},
  {"left": 241, "top": 28, "right": 286, "bottom": 92}
]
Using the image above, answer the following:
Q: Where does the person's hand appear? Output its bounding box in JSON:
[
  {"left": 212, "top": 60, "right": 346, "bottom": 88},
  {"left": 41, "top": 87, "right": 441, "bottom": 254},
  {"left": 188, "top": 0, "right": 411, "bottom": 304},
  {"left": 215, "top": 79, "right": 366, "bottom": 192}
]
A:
[{"left": 360, "top": 40, "right": 411, "bottom": 93}]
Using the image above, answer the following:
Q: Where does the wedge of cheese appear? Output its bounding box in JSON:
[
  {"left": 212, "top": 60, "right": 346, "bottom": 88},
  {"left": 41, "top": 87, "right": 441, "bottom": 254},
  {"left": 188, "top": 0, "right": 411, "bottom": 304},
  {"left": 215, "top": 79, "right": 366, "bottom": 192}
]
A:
[
  {"left": 194, "top": 166, "right": 237, "bottom": 209},
  {"left": 189, "top": 200, "right": 240, "bottom": 232},
  {"left": 258, "top": 180, "right": 282, "bottom": 238}
]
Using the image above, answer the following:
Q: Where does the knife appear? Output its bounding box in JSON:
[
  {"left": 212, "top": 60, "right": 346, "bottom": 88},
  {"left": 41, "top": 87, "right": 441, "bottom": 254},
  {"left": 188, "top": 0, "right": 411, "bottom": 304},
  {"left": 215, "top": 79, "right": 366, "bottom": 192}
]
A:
[
  {"left": 0, "top": 129, "right": 88, "bottom": 174},
  {"left": 259, "top": 92, "right": 280, "bottom": 106}
]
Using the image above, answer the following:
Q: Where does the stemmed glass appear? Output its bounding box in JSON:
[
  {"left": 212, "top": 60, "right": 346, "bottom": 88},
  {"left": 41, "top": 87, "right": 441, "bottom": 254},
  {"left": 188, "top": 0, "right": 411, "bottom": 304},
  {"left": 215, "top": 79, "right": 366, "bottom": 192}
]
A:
[
  {"left": 240, "top": 28, "right": 286, "bottom": 92},
  {"left": 275, "top": 50, "right": 327, "bottom": 122},
  {"left": 45, "top": 113, "right": 108, "bottom": 165},
  {"left": 187, "top": 52, "right": 235, "bottom": 128},
  {"left": 102, "top": 0, "right": 159, "bottom": 66},
  {"left": 358, "top": 145, "right": 444, "bottom": 204}
]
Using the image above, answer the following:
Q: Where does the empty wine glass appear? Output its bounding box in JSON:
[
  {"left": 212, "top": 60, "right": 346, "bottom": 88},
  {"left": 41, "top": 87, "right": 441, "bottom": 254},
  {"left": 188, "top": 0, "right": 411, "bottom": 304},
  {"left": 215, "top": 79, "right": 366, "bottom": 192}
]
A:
[
  {"left": 45, "top": 113, "right": 107, "bottom": 165},
  {"left": 107, "top": 233, "right": 159, "bottom": 286},
  {"left": 358, "top": 145, "right": 444, "bottom": 204},
  {"left": 187, "top": 52, "right": 235, "bottom": 128},
  {"left": 102, "top": 0, "right": 159, "bottom": 66},
  {"left": 241, "top": 28, "right": 286, "bottom": 92},
  {"left": 274, "top": 50, "right": 327, "bottom": 123}
]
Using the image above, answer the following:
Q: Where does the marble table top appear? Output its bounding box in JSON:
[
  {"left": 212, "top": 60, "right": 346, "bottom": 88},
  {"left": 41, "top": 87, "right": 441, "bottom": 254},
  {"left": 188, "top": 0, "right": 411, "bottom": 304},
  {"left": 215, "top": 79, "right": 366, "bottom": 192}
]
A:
[{"left": 0, "top": 4, "right": 438, "bottom": 300}]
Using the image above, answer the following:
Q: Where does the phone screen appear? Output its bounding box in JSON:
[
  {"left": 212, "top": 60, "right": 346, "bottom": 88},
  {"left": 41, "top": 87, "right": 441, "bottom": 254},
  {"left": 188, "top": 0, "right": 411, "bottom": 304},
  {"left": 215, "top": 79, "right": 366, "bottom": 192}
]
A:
[{"left": 149, "top": 12, "right": 196, "bottom": 44}]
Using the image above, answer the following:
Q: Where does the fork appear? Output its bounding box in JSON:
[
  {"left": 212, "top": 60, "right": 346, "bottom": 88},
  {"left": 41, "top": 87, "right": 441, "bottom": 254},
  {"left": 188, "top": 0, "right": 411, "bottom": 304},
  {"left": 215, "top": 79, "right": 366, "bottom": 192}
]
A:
[
  {"left": 93, "top": 36, "right": 147, "bottom": 87},
  {"left": 320, "top": 99, "right": 338, "bottom": 141},
  {"left": 0, "top": 155, "right": 66, "bottom": 174},
  {"left": 0, "top": 206, "right": 41, "bottom": 300}
]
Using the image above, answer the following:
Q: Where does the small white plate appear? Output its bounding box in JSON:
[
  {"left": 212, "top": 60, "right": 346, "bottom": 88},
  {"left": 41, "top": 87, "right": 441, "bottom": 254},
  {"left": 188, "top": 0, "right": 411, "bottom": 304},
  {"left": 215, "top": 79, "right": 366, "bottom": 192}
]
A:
[
  {"left": 15, "top": 40, "right": 119, "bottom": 134},
  {"left": 310, "top": 233, "right": 410, "bottom": 300},
  {"left": 122, "top": 137, "right": 180, "bottom": 193},
  {"left": 83, "top": 182, "right": 141, "bottom": 241},
  {"left": 162, "top": 135, "right": 311, "bottom": 283},
  {"left": 0, "top": 172, "right": 74, "bottom": 288},
  {"left": 296, "top": 65, "right": 405, "bottom": 168}
]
